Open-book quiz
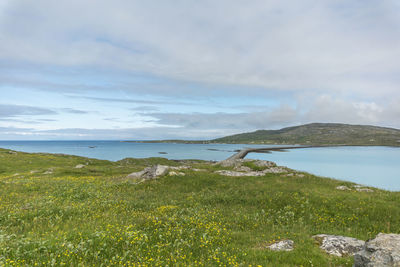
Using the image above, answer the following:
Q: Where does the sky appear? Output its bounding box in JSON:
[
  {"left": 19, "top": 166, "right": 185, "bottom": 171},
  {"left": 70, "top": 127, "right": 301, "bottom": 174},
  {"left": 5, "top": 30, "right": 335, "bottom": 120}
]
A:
[{"left": 0, "top": 0, "right": 399, "bottom": 140}]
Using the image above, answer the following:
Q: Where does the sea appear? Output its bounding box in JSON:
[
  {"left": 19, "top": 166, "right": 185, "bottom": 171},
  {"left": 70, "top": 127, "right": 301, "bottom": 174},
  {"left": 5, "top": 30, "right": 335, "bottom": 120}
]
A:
[{"left": 0, "top": 141, "right": 399, "bottom": 191}]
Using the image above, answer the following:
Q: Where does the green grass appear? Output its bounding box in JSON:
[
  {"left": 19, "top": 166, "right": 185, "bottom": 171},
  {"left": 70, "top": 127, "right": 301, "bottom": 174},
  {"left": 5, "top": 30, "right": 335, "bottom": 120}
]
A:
[{"left": 0, "top": 148, "right": 399, "bottom": 266}]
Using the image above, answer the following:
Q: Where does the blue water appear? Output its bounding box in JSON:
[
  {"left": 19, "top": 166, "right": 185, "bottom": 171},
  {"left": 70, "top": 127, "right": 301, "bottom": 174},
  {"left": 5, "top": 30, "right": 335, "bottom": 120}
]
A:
[{"left": 0, "top": 141, "right": 399, "bottom": 191}]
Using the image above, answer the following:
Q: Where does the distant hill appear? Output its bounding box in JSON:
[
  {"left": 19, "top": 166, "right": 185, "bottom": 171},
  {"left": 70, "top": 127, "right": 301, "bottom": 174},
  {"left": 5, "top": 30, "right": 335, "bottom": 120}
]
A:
[{"left": 211, "top": 123, "right": 400, "bottom": 146}]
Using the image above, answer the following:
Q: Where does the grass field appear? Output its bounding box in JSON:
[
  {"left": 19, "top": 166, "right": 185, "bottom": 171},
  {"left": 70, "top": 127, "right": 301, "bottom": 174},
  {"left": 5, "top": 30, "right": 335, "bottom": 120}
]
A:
[{"left": 0, "top": 148, "right": 399, "bottom": 266}]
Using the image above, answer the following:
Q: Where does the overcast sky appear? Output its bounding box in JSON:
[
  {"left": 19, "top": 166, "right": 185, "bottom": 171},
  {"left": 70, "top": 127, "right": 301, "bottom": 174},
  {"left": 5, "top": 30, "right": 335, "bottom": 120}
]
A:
[{"left": 1, "top": 0, "right": 399, "bottom": 140}]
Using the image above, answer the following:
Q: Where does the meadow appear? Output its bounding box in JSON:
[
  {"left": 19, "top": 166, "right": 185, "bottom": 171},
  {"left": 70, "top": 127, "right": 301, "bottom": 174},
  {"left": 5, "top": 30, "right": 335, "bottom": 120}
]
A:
[{"left": 0, "top": 148, "right": 399, "bottom": 266}]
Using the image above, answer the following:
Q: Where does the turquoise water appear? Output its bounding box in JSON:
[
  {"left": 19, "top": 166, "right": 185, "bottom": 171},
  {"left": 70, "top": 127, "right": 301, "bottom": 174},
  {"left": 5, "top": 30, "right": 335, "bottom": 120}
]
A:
[{"left": 0, "top": 141, "right": 399, "bottom": 191}]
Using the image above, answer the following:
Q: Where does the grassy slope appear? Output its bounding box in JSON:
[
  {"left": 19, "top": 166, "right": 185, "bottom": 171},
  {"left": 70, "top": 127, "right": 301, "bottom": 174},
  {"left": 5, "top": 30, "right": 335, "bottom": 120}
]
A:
[
  {"left": 212, "top": 123, "right": 400, "bottom": 146},
  {"left": 0, "top": 148, "right": 399, "bottom": 266}
]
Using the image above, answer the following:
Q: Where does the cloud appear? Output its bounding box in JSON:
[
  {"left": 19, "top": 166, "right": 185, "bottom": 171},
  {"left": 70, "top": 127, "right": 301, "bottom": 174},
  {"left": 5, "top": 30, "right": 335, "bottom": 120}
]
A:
[
  {"left": 0, "top": 104, "right": 57, "bottom": 118},
  {"left": 1, "top": 0, "right": 399, "bottom": 99},
  {"left": 130, "top": 106, "right": 159, "bottom": 112},
  {"left": 0, "top": 1, "right": 399, "bottom": 140},
  {"left": 59, "top": 108, "right": 89, "bottom": 114}
]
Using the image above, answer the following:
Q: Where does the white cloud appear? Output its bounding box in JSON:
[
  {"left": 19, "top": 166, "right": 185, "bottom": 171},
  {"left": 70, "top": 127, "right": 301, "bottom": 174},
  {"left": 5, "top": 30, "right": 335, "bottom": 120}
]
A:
[
  {"left": 1, "top": 1, "right": 400, "bottom": 139},
  {"left": 1, "top": 0, "right": 399, "bottom": 97}
]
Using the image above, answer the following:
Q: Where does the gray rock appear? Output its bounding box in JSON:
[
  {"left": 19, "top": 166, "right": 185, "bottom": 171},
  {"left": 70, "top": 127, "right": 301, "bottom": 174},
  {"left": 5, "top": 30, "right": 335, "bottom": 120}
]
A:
[
  {"left": 336, "top": 185, "right": 351, "bottom": 191},
  {"left": 215, "top": 164, "right": 287, "bottom": 177},
  {"left": 313, "top": 234, "right": 365, "bottom": 257},
  {"left": 215, "top": 170, "right": 264, "bottom": 177},
  {"left": 169, "top": 166, "right": 191, "bottom": 170},
  {"left": 127, "top": 165, "right": 169, "bottom": 180},
  {"left": 234, "top": 166, "right": 253, "bottom": 172},
  {"left": 253, "top": 160, "right": 277, "bottom": 168},
  {"left": 43, "top": 171, "right": 53, "bottom": 174},
  {"left": 217, "top": 159, "right": 275, "bottom": 168},
  {"left": 355, "top": 188, "right": 374, "bottom": 192},
  {"left": 354, "top": 233, "right": 400, "bottom": 267},
  {"left": 262, "top": 167, "right": 288, "bottom": 174},
  {"left": 74, "top": 164, "right": 86, "bottom": 169},
  {"left": 267, "top": 240, "right": 294, "bottom": 251},
  {"left": 192, "top": 168, "right": 206, "bottom": 172}
]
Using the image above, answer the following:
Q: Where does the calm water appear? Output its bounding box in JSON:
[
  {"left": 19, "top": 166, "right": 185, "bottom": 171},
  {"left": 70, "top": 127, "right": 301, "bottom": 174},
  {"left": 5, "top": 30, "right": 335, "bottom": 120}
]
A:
[{"left": 0, "top": 141, "right": 399, "bottom": 191}]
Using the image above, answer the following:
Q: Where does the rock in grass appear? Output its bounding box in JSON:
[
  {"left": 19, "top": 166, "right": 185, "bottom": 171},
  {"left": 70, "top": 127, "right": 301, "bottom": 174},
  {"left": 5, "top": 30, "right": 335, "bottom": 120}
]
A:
[
  {"left": 127, "top": 165, "right": 169, "bottom": 180},
  {"left": 313, "top": 234, "right": 365, "bottom": 257},
  {"left": 267, "top": 240, "right": 294, "bottom": 251},
  {"left": 336, "top": 185, "right": 351, "bottom": 190},
  {"left": 354, "top": 233, "right": 400, "bottom": 267},
  {"left": 74, "top": 164, "right": 86, "bottom": 169},
  {"left": 355, "top": 188, "right": 374, "bottom": 192}
]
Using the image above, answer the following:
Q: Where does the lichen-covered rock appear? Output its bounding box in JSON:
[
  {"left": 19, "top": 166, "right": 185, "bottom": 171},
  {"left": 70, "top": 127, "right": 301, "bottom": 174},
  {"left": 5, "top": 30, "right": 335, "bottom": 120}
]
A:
[
  {"left": 313, "top": 234, "right": 365, "bottom": 257},
  {"left": 267, "top": 240, "right": 294, "bottom": 251},
  {"left": 354, "top": 233, "right": 400, "bottom": 267},
  {"left": 127, "top": 165, "right": 169, "bottom": 180}
]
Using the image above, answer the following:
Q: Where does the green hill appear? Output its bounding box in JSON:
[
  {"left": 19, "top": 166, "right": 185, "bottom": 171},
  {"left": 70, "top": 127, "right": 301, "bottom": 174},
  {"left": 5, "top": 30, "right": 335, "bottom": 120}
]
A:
[{"left": 212, "top": 123, "right": 400, "bottom": 146}]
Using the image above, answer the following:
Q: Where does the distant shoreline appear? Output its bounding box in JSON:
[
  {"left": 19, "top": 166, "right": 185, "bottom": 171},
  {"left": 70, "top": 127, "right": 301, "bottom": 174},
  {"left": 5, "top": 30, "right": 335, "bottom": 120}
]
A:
[{"left": 121, "top": 140, "right": 400, "bottom": 147}]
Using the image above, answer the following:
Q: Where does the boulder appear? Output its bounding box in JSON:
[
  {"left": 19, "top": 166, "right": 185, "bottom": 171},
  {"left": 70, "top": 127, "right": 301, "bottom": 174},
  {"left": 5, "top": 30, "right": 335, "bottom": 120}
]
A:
[
  {"left": 354, "top": 233, "right": 400, "bottom": 267},
  {"left": 267, "top": 240, "right": 294, "bottom": 251},
  {"left": 127, "top": 165, "right": 169, "bottom": 180},
  {"left": 313, "top": 234, "right": 365, "bottom": 257}
]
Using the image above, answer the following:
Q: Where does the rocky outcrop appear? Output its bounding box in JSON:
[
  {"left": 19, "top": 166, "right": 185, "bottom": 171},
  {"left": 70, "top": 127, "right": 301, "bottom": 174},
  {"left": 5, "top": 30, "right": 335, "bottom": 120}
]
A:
[
  {"left": 313, "top": 234, "right": 365, "bottom": 257},
  {"left": 215, "top": 170, "right": 264, "bottom": 177},
  {"left": 218, "top": 159, "right": 276, "bottom": 168},
  {"left": 215, "top": 159, "right": 287, "bottom": 177},
  {"left": 215, "top": 166, "right": 288, "bottom": 177},
  {"left": 267, "top": 240, "right": 294, "bottom": 251},
  {"left": 354, "top": 233, "right": 400, "bottom": 266},
  {"left": 127, "top": 165, "right": 169, "bottom": 180}
]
